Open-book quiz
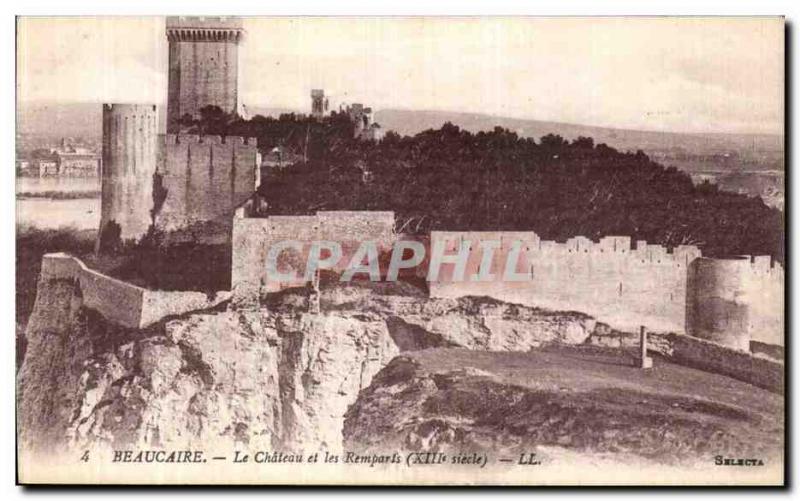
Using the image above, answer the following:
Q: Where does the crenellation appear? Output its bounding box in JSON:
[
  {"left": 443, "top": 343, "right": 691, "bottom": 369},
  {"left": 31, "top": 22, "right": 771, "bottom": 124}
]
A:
[
  {"left": 180, "top": 134, "right": 201, "bottom": 144},
  {"left": 152, "top": 132, "right": 259, "bottom": 240},
  {"left": 202, "top": 135, "right": 223, "bottom": 144},
  {"left": 646, "top": 244, "right": 667, "bottom": 262},
  {"left": 754, "top": 256, "right": 771, "bottom": 271}
]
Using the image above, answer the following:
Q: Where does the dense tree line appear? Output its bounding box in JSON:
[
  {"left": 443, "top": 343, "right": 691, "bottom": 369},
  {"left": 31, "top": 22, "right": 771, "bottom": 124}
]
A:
[{"left": 183, "top": 107, "right": 784, "bottom": 262}]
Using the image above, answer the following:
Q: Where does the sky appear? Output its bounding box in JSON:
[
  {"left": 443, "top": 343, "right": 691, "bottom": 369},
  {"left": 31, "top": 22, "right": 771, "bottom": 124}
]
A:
[{"left": 16, "top": 16, "right": 784, "bottom": 134}]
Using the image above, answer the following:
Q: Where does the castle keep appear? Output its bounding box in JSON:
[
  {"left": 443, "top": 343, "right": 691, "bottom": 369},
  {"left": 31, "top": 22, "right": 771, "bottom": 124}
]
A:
[
  {"left": 98, "top": 17, "right": 259, "bottom": 250},
  {"left": 166, "top": 17, "right": 244, "bottom": 132}
]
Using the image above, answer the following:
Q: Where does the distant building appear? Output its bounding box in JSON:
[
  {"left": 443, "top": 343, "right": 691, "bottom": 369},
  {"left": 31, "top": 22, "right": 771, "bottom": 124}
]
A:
[
  {"left": 362, "top": 123, "right": 386, "bottom": 142},
  {"left": 345, "top": 103, "right": 385, "bottom": 141},
  {"left": 37, "top": 158, "right": 59, "bottom": 176},
  {"left": 16, "top": 159, "right": 30, "bottom": 174},
  {"left": 310, "top": 89, "right": 329, "bottom": 119},
  {"left": 53, "top": 139, "right": 100, "bottom": 177},
  {"left": 56, "top": 152, "right": 100, "bottom": 177},
  {"left": 17, "top": 138, "right": 101, "bottom": 177},
  {"left": 44, "top": 138, "right": 102, "bottom": 177}
]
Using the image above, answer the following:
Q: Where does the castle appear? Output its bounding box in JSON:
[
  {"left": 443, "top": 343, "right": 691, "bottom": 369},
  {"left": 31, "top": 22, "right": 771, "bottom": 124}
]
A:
[
  {"left": 309, "top": 88, "right": 385, "bottom": 141},
  {"left": 96, "top": 16, "right": 784, "bottom": 355}
]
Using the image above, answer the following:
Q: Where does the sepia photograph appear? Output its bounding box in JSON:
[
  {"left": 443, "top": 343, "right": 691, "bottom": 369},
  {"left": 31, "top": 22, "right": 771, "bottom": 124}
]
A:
[{"left": 14, "top": 14, "right": 785, "bottom": 486}]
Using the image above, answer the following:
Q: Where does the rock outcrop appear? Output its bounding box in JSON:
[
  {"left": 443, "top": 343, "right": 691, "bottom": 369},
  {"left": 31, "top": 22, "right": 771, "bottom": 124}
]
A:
[
  {"left": 18, "top": 279, "right": 782, "bottom": 464},
  {"left": 18, "top": 280, "right": 600, "bottom": 458}
]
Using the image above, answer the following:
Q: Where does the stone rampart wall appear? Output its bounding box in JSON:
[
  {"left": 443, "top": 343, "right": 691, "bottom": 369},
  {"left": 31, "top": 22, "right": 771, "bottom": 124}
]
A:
[
  {"left": 154, "top": 133, "right": 259, "bottom": 243},
  {"left": 40, "top": 253, "right": 229, "bottom": 329}
]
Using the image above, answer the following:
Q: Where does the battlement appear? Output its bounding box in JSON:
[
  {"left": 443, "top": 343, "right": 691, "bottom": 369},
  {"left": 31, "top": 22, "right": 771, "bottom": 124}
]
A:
[
  {"left": 166, "top": 16, "right": 244, "bottom": 30},
  {"left": 160, "top": 134, "right": 256, "bottom": 146},
  {"left": 434, "top": 231, "right": 702, "bottom": 266},
  {"left": 153, "top": 132, "right": 260, "bottom": 240},
  {"left": 166, "top": 16, "right": 244, "bottom": 42},
  {"left": 231, "top": 211, "right": 398, "bottom": 296},
  {"left": 103, "top": 103, "right": 158, "bottom": 113},
  {"left": 738, "top": 254, "right": 784, "bottom": 275}
]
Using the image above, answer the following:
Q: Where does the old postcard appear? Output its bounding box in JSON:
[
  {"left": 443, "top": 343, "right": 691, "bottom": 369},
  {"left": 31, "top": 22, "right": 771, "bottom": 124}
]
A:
[{"left": 15, "top": 16, "right": 785, "bottom": 486}]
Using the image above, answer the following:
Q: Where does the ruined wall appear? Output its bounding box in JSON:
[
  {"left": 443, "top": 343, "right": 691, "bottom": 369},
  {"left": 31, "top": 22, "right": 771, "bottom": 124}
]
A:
[
  {"left": 231, "top": 211, "right": 396, "bottom": 301},
  {"left": 41, "top": 253, "right": 230, "bottom": 329},
  {"left": 97, "top": 104, "right": 158, "bottom": 251},
  {"left": 166, "top": 17, "right": 243, "bottom": 132},
  {"left": 155, "top": 134, "right": 259, "bottom": 243}
]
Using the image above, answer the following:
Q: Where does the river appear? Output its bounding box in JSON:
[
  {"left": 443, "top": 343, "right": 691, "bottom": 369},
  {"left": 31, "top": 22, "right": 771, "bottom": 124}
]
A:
[{"left": 16, "top": 177, "right": 100, "bottom": 230}]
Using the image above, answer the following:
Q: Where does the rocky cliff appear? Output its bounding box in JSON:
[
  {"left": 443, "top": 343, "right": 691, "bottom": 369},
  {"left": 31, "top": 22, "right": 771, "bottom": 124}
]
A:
[{"left": 18, "top": 279, "right": 599, "bottom": 459}]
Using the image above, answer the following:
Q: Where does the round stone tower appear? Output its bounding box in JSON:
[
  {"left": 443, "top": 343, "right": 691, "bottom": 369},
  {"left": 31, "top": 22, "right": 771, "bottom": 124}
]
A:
[
  {"left": 686, "top": 257, "right": 752, "bottom": 351},
  {"left": 97, "top": 103, "right": 158, "bottom": 252},
  {"left": 166, "top": 16, "right": 244, "bottom": 132}
]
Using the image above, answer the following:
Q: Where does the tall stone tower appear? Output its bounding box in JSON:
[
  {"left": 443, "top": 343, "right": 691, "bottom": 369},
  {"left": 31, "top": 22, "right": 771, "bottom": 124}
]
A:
[
  {"left": 166, "top": 17, "right": 244, "bottom": 132},
  {"left": 97, "top": 104, "right": 158, "bottom": 252}
]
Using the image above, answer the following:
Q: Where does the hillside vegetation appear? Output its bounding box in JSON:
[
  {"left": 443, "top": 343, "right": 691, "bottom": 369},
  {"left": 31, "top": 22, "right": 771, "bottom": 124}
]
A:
[{"left": 186, "top": 109, "right": 785, "bottom": 262}]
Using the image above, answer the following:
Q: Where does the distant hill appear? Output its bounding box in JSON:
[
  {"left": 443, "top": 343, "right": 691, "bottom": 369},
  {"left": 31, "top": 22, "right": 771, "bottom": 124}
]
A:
[
  {"left": 17, "top": 102, "right": 105, "bottom": 139},
  {"left": 16, "top": 102, "right": 304, "bottom": 141},
  {"left": 374, "top": 109, "right": 784, "bottom": 161},
  {"left": 16, "top": 101, "right": 784, "bottom": 170}
]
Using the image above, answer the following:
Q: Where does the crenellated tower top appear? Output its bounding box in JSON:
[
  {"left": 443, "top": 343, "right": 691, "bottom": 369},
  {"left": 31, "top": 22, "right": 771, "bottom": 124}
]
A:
[
  {"left": 165, "top": 16, "right": 244, "bottom": 132},
  {"left": 165, "top": 16, "right": 244, "bottom": 43}
]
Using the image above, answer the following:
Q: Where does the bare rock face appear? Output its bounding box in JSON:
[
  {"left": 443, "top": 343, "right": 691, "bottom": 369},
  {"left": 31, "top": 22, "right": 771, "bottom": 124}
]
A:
[
  {"left": 18, "top": 280, "right": 603, "bottom": 458},
  {"left": 399, "top": 306, "right": 595, "bottom": 350},
  {"left": 17, "top": 278, "right": 92, "bottom": 457},
  {"left": 18, "top": 285, "right": 285, "bottom": 457},
  {"left": 78, "top": 312, "right": 283, "bottom": 453},
  {"left": 272, "top": 287, "right": 597, "bottom": 351},
  {"left": 276, "top": 313, "right": 398, "bottom": 450}
]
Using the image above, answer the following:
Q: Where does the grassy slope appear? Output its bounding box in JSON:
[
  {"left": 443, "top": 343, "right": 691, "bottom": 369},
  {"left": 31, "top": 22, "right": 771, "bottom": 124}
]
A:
[{"left": 345, "top": 345, "right": 783, "bottom": 466}]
